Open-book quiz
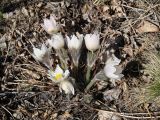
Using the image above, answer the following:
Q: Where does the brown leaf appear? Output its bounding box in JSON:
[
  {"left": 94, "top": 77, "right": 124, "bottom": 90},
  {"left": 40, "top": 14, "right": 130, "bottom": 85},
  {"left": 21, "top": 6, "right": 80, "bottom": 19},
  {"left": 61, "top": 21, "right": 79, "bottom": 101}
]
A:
[
  {"left": 103, "top": 88, "right": 121, "bottom": 101},
  {"left": 24, "top": 70, "right": 41, "bottom": 79},
  {"left": 28, "top": 79, "right": 40, "bottom": 84},
  {"left": 123, "top": 46, "right": 133, "bottom": 57},
  {"left": 136, "top": 20, "right": 159, "bottom": 34},
  {"left": 98, "top": 110, "right": 121, "bottom": 120},
  {"left": 97, "top": 81, "right": 108, "bottom": 90}
]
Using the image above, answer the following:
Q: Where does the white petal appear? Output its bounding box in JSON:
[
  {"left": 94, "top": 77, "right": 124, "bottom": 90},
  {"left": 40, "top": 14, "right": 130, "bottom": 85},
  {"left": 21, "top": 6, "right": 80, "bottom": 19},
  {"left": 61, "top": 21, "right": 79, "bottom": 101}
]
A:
[
  {"left": 54, "top": 65, "right": 64, "bottom": 75},
  {"left": 70, "top": 84, "right": 75, "bottom": 95},
  {"left": 50, "top": 15, "right": 57, "bottom": 26},
  {"left": 33, "top": 47, "right": 44, "bottom": 61},
  {"left": 47, "top": 70, "right": 59, "bottom": 82},
  {"left": 66, "top": 34, "right": 83, "bottom": 50},
  {"left": 71, "top": 35, "right": 81, "bottom": 49},
  {"left": 114, "top": 66, "right": 123, "bottom": 75},
  {"left": 41, "top": 44, "right": 47, "bottom": 52},
  {"left": 66, "top": 35, "right": 72, "bottom": 49},
  {"left": 77, "top": 34, "right": 84, "bottom": 42},
  {"left": 50, "top": 15, "right": 60, "bottom": 31},
  {"left": 106, "top": 55, "right": 121, "bottom": 66},
  {"left": 42, "top": 16, "right": 59, "bottom": 34},
  {"left": 48, "top": 33, "right": 64, "bottom": 49},
  {"left": 33, "top": 47, "right": 41, "bottom": 56},
  {"left": 104, "top": 55, "right": 123, "bottom": 80},
  {"left": 48, "top": 39, "right": 54, "bottom": 47},
  {"left": 60, "top": 80, "right": 74, "bottom": 95},
  {"left": 32, "top": 44, "right": 51, "bottom": 68},
  {"left": 104, "top": 65, "right": 120, "bottom": 79},
  {"left": 70, "top": 35, "right": 77, "bottom": 49},
  {"left": 44, "top": 19, "right": 54, "bottom": 29},
  {"left": 64, "top": 70, "right": 70, "bottom": 78},
  {"left": 84, "top": 32, "right": 100, "bottom": 51},
  {"left": 105, "top": 57, "right": 114, "bottom": 65},
  {"left": 112, "top": 55, "right": 121, "bottom": 65},
  {"left": 48, "top": 70, "right": 54, "bottom": 77},
  {"left": 48, "top": 70, "right": 54, "bottom": 79}
]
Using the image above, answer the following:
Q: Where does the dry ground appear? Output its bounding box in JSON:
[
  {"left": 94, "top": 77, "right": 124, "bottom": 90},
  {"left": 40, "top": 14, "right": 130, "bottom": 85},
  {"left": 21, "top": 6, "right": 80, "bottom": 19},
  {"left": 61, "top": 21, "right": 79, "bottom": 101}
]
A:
[{"left": 0, "top": 0, "right": 160, "bottom": 119}]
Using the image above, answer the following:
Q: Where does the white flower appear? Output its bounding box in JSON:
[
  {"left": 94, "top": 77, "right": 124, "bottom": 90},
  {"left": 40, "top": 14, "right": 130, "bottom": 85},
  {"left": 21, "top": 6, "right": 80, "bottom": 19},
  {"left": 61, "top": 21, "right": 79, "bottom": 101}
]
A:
[
  {"left": 104, "top": 55, "right": 123, "bottom": 81},
  {"left": 48, "top": 65, "right": 70, "bottom": 83},
  {"left": 48, "top": 33, "right": 64, "bottom": 49},
  {"left": 59, "top": 80, "right": 75, "bottom": 95},
  {"left": 84, "top": 31, "right": 100, "bottom": 52},
  {"left": 66, "top": 34, "right": 83, "bottom": 50},
  {"left": 41, "top": 15, "right": 60, "bottom": 34},
  {"left": 32, "top": 44, "right": 51, "bottom": 66}
]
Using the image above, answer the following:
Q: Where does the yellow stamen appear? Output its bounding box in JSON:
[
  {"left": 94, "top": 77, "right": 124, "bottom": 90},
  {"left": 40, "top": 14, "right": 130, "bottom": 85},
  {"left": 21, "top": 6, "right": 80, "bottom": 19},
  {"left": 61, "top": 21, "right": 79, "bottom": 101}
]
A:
[{"left": 55, "top": 73, "right": 63, "bottom": 80}]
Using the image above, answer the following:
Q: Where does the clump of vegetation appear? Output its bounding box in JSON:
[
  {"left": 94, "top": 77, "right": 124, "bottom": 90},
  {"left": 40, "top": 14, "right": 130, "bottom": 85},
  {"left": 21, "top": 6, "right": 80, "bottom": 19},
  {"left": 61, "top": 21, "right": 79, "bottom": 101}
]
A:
[{"left": 145, "top": 53, "right": 160, "bottom": 99}]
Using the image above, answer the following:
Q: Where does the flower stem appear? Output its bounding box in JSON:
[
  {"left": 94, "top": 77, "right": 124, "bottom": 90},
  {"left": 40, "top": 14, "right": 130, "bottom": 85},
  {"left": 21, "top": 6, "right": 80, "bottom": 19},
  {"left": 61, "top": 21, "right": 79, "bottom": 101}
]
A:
[
  {"left": 86, "top": 66, "right": 92, "bottom": 84},
  {"left": 73, "top": 58, "right": 78, "bottom": 67},
  {"left": 57, "top": 49, "right": 68, "bottom": 69},
  {"left": 85, "top": 78, "right": 98, "bottom": 92}
]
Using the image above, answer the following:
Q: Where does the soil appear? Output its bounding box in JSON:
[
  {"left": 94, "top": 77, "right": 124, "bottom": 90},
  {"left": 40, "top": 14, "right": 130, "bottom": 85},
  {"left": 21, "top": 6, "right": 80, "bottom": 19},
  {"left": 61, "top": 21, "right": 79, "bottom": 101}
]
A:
[{"left": 0, "top": 0, "right": 160, "bottom": 120}]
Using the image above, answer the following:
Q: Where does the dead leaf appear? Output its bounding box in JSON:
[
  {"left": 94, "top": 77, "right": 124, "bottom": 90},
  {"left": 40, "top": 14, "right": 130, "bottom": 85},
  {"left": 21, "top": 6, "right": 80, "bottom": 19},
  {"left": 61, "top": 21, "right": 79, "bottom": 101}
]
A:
[
  {"left": 28, "top": 79, "right": 40, "bottom": 84},
  {"left": 121, "top": 82, "right": 129, "bottom": 100},
  {"left": 50, "top": 113, "right": 58, "bottom": 119},
  {"left": 82, "top": 4, "right": 92, "bottom": 22},
  {"left": 0, "top": 35, "right": 7, "bottom": 49},
  {"left": 23, "top": 69, "right": 41, "bottom": 79},
  {"left": 59, "top": 111, "right": 72, "bottom": 120},
  {"left": 84, "top": 94, "right": 93, "bottom": 103},
  {"left": 97, "top": 81, "right": 108, "bottom": 90},
  {"left": 43, "top": 110, "right": 52, "bottom": 119},
  {"left": 122, "top": 82, "right": 128, "bottom": 93},
  {"left": 103, "top": 5, "right": 110, "bottom": 12},
  {"left": 103, "top": 88, "right": 121, "bottom": 101},
  {"left": 98, "top": 110, "right": 121, "bottom": 120},
  {"left": 32, "top": 111, "right": 39, "bottom": 118},
  {"left": 123, "top": 46, "right": 133, "bottom": 57},
  {"left": 111, "top": 0, "right": 121, "bottom": 6},
  {"left": 136, "top": 20, "right": 159, "bottom": 34}
]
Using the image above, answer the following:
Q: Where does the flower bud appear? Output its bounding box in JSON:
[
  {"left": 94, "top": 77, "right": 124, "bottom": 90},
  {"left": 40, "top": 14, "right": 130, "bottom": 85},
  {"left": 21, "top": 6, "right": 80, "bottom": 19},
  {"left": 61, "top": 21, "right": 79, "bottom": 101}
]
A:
[
  {"left": 84, "top": 31, "right": 100, "bottom": 52},
  {"left": 41, "top": 15, "right": 60, "bottom": 34},
  {"left": 59, "top": 80, "right": 75, "bottom": 95},
  {"left": 66, "top": 34, "right": 83, "bottom": 50},
  {"left": 32, "top": 44, "right": 51, "bottom": 67},
  {"left": 48, "top": 33, "right": 64, "bottom": 49},
  {"left": 104, "top": 55, "right": 123, "bottom": 80},
  {"left": 48, "top": 65, "right": 70, "bottom": 83}
]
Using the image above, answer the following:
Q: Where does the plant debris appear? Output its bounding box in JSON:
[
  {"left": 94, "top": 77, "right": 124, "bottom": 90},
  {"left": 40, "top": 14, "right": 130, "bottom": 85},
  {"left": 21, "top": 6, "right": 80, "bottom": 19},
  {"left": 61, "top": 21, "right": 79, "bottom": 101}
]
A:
[{"left": 0, "top": 0, "right": 160, "bottom": 119}]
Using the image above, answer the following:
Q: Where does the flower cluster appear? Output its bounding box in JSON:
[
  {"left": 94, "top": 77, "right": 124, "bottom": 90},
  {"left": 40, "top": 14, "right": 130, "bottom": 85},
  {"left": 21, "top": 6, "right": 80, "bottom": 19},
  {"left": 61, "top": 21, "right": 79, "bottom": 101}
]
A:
[{"left": 32, "top": 15, "right": 124, "bottom": 95}]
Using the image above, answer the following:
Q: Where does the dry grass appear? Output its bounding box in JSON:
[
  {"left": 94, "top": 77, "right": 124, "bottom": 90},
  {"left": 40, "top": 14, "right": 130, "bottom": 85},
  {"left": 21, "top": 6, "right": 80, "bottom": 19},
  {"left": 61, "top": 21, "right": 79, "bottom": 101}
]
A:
[{"left": 145, "top": 53, "right": 160, "bottom": 99}]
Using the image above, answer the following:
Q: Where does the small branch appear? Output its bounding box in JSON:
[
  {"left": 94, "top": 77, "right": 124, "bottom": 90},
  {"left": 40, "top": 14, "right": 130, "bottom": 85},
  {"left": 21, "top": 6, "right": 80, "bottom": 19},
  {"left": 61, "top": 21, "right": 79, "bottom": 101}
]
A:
[
  {"left": 1, "top": 106, "right": 15, "bottom": 120},
  {"left": 86, "top": 105, "right": 160, "bottom": 119}
]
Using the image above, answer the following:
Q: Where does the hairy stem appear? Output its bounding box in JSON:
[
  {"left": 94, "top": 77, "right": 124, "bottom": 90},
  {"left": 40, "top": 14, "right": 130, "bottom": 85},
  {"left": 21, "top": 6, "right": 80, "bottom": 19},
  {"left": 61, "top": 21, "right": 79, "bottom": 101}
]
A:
[
  {"left": 86, "top": 66, "right": 92, "bottom": 84},
  {"left": 85, "top": 78, "right": 98, "bottom": 92}
]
